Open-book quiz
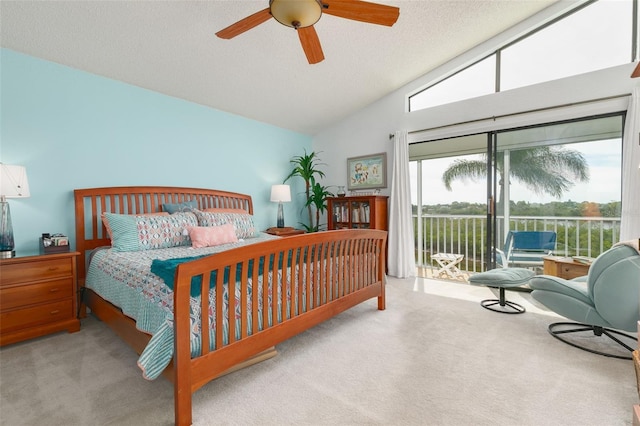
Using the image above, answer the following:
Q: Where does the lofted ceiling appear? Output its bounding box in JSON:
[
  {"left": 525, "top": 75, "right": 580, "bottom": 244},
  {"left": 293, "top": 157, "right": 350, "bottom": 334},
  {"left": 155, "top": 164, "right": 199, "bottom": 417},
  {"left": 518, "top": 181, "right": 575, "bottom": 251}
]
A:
[{"left": 1, "top": 0, "right": 557, "bottom": 136}]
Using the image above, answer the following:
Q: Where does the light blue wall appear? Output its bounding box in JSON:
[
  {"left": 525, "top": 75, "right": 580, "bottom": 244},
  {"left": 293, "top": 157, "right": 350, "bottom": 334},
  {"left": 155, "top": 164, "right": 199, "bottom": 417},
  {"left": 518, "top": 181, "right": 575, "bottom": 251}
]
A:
[{"left": 0, "top": 49, "right": 311, "bottom": 255}]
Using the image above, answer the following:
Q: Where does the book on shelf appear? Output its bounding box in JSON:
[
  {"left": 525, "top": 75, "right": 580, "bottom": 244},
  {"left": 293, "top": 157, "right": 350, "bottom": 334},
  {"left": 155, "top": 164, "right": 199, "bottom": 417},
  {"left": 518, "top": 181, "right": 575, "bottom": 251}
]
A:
[{"left": 334, "top": 205, "right": 349, "bottom": 222}]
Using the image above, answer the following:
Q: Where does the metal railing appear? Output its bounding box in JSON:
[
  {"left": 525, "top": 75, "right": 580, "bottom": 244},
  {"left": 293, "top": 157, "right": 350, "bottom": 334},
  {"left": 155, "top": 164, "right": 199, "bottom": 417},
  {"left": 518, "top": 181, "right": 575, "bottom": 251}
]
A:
[{"left": 414, "top": 214, "right": 621, "bottom": 274}]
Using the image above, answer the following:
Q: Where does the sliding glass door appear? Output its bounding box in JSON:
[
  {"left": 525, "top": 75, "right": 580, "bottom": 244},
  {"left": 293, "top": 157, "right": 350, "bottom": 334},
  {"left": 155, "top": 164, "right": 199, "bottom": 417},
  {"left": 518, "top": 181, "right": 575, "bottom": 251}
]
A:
[
  {"left": 410, "top": 113, "right": 623, "bottom": 277},
  {"left": 410, "top": 134, "right": 492, "bottom": 276},
  {"left": 494, "top": 115, "right": 623, "bottom": 262}
]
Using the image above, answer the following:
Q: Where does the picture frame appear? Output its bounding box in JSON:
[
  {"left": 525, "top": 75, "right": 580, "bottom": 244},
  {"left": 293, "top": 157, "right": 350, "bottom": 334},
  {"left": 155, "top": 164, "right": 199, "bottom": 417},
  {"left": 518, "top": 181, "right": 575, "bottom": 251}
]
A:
[{"left": 347, "top": 152, "right": 387, "bottom": 191}]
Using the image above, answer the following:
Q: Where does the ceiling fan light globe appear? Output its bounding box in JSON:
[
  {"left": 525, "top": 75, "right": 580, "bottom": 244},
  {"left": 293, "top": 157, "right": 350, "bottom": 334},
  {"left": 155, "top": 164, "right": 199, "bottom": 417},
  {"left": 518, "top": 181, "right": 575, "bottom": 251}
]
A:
[{"left": 270, "top": 0, "right": 322, "bottom": 29}]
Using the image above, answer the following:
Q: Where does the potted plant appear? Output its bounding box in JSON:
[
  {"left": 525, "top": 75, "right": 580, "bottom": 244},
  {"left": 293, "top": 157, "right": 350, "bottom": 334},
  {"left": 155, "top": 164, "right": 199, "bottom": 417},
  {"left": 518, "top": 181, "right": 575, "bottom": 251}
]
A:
[{"left": 284, "top": 150, "right": 333, "bottom": 232}]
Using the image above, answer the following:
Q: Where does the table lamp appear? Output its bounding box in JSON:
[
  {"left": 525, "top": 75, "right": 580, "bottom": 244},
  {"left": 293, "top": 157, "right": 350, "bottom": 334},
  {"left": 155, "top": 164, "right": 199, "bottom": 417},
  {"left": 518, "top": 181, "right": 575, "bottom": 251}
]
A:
[
  {"left": 270, "top": 184, "right": 291, "bottom": 228},
  {"left": 0, "top": 164, "right": 30, "bottom": 258}
]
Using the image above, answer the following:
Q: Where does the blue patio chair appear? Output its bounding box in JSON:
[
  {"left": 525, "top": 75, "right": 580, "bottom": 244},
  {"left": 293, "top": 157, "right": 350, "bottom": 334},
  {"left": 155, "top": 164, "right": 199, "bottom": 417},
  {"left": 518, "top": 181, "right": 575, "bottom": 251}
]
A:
[{"left": 496, "top": 231, "right": 557, "bottom": 268}]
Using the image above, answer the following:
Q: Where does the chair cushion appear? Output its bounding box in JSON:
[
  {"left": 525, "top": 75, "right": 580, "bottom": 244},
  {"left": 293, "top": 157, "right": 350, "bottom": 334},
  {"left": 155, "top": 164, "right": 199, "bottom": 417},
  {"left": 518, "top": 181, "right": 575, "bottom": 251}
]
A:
[
  {"left": 529, "top": 275, "right": 592, "bottom": 306},
  {"left": 588, "top": 244, "right": 639, "bottom": 301},
  {"left": 468, "top": 267, "right": 535, "bottom": 287}
]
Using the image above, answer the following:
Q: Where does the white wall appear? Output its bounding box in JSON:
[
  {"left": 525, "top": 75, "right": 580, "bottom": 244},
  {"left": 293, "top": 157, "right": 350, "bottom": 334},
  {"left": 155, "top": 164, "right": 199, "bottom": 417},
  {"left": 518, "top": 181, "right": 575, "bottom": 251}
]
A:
[{"left": 313, "top": 0, "right": 640, "bottom": 194}]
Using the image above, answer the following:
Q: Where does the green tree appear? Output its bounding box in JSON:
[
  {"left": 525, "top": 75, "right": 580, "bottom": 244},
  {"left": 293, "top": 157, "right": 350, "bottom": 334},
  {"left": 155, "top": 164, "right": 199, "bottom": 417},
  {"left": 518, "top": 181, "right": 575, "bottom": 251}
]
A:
[{"left": 441, "top": 146, "right": 589, "bottom": 210}]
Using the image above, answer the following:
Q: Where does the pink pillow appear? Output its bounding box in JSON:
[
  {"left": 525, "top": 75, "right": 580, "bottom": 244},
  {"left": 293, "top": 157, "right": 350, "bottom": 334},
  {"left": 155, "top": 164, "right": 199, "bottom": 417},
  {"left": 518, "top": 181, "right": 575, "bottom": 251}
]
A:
[{"left": 188, "top": 224, "right": 238, "bottom": 248}]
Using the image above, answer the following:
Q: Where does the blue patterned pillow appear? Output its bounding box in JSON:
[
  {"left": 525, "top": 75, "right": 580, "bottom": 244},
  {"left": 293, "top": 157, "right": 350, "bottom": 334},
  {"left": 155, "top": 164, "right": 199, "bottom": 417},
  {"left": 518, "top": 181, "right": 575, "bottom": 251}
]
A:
[
  {"left": 162, "top": 199, "right": 198, "bottom": 213},
  {"left": 104, "top": 212, "right": 198, "bottom": 252},
  {"left": 193, "top": 209, "right": 257, "bottom": 239}
]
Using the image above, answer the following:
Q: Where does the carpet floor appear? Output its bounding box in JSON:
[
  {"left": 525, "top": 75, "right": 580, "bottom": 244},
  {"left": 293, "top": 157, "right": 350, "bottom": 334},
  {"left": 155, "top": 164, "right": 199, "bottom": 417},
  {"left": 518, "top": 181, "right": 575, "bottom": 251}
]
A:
[{"left": 0, "top": 277, "right": 636, "bottom": 425}]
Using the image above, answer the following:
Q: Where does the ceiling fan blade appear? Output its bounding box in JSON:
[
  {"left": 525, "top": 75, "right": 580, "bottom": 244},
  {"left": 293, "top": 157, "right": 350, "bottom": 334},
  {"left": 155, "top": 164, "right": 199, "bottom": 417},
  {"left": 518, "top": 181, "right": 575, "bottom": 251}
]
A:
[
  {"left": 216, "top": 8, "right": 271, "bottom": 39},
  {"left": 323, "top": 0, "right": 399, "bottom": 27},
  {"left": 632, "top": 62, "right": 640, "bottom": 78},
  {"left": 298, "top": 26, "right": 324, "bottom": 64}
]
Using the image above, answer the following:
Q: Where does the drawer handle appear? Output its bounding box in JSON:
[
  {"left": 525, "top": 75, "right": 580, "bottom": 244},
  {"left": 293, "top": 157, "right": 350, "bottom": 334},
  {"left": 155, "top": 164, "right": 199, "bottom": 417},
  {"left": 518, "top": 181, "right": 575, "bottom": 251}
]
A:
[
  {"left": 48, "top": 267, "right": 59, "bottom": 271},
  {"left": 50, "top": 310, "right": 60, "bottom": 315},
  {"left": 49, "top": 288, "right": 60, "bottom": 293}
]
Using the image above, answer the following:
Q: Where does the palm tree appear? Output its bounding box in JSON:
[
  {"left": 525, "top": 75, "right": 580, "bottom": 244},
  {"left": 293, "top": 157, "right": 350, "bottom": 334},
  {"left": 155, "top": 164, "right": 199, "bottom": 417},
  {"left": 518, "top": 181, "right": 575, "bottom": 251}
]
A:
[{"left": 441, "top": 146, "right": 589, "bottom": 209}]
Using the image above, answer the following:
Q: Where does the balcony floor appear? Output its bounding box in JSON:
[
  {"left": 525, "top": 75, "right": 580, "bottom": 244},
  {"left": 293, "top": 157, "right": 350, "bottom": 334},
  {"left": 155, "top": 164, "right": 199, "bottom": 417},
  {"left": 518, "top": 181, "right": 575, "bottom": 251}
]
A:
[{"left": 417, "top": 265, "right": 472, "bottom": 283}]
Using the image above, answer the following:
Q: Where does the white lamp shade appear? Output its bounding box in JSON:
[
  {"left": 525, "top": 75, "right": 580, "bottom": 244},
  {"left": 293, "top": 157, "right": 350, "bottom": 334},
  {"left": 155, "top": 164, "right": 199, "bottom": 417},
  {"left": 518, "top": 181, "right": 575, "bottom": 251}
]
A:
[
  {"left": 270, "top": 184, "right": 291, "bottom": 202},
  {"left": 0, "top": 164, "right": 30, "bottom": 198}
]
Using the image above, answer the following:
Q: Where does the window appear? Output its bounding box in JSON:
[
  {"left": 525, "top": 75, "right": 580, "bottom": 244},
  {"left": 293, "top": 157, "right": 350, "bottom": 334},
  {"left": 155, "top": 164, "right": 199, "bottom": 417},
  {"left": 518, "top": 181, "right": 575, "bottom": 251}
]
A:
[
  {"left": 409, "top": 55, "right": 495, "bottom": 111},
  {"left": 501, "top": 0, "right": 632, "bottom": 90},
  {"left": 408, "top": 0, "right": 636, "bottom": 112}
]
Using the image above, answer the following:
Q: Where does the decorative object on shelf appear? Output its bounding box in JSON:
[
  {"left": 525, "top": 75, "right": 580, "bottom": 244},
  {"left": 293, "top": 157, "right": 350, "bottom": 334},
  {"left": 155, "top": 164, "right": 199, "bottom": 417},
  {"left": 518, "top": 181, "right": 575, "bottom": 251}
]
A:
[
  {"left": 336, "top": 186, "right": 346, "bottom": 197},
  {"left": 350, "top": 190, "right": 378, "bottom": 196},
  {"left": 40, "top": 233, "right": 70, "bottom": 254},
  {"left": 284, "top": 150, "right": 333, "bottom": 232},
  {"left": 347, "top": 152, "right": 387, "bottom": 191},
  {"left": 0, "top": 164, "right": 30, "bottom": 259},
  {"left": 270, "top": 184, "right": 291, "bottom": 228}
]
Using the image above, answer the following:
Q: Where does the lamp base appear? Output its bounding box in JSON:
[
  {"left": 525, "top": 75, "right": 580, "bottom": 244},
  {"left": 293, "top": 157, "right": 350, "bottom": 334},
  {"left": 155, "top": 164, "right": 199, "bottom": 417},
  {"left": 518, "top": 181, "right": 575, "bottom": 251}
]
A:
[
  {"left": 276, "top": 202, "right": 285, "bottom": 228},
  {"left": 0, "top": 249, "right": 15, "bottom": 259},
  {"left": 0, "top": 201, "right": 15, "bottom": 258}
]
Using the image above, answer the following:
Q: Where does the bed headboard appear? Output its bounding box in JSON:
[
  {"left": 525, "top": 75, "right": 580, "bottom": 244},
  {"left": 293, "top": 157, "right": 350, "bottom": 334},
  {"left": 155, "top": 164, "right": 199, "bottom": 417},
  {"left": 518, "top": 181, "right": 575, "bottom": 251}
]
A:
[{"left": 73, "top": 186, "right": 253, "bottom": 285}]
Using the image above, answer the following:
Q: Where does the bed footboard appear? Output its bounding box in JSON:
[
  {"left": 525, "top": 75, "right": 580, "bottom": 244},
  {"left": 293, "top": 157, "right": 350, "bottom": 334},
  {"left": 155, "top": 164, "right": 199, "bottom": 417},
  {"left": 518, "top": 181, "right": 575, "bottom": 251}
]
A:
[{"left": 173, "top": 229, "right": 387, "bottom": 425}]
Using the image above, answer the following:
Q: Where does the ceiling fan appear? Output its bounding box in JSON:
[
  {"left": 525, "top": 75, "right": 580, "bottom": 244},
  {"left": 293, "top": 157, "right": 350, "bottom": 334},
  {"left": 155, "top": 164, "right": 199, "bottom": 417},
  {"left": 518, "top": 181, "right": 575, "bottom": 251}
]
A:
[{"left": 215, "top": 0, "right": 400, "bottom": 64}]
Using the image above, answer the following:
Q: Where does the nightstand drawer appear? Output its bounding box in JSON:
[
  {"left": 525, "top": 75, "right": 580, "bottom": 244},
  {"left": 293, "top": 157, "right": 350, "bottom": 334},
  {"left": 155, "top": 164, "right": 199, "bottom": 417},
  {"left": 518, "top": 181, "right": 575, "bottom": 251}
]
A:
[
  {"left": 0, "top": 299, "right": 73, "bottom": 331},
  {"left": 0, "top": 278, "right": 74, "bottom": 310},
  {"left": 561, "top": 264, "right": 587, "bottom": 279},
  {"left": 0, "top": 257, "right": 73, "bottom": 285}
]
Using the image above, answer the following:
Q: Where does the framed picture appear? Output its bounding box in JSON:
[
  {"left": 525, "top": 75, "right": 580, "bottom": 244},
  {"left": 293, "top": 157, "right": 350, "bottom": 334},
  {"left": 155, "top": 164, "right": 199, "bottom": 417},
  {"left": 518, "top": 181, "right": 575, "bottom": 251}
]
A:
[{"left": 347, "top": 152, "right": 387, "bottom": 191}]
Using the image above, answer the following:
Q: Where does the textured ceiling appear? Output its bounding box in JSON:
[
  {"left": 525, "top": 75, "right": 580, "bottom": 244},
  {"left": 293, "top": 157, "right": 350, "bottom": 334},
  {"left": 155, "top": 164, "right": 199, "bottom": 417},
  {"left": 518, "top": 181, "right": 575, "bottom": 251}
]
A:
[{"left": 1, "top": 0, "right": 557, "bottom": 135}]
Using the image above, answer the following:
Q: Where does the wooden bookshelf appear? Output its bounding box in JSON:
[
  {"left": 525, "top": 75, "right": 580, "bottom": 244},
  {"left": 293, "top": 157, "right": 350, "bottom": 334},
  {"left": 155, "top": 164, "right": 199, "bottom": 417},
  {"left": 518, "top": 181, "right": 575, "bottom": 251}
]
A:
[{"left": 327, "top": 195, "right": 388, "bottom": 231}]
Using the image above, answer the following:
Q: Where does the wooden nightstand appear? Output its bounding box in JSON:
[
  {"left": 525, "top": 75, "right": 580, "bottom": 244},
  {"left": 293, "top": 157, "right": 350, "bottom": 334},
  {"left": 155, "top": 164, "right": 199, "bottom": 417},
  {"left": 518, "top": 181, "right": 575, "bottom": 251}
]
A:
[
  {"left": 542, "top": 256, "right": 591, "bottom": 280},
  {"left": 0, "top": 251, "right": 81, "bottom": 346},
  {"left": 265, "top": 227, "right": 305, "bottom": 237}
]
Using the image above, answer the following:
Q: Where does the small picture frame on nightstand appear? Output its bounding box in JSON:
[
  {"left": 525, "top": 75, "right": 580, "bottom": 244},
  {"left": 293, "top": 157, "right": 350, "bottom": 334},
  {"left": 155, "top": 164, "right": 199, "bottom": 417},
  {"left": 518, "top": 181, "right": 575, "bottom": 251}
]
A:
[{"left": 40, "top": 233, "right": 70, "bottom": 254}]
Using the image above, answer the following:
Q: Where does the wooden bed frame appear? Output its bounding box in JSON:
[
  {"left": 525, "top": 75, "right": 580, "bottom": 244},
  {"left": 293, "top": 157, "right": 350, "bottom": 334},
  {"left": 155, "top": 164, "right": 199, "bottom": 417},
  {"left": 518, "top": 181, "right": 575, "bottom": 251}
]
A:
[{"left": 74, "top": 186, "right": 387, "bottom": 425}]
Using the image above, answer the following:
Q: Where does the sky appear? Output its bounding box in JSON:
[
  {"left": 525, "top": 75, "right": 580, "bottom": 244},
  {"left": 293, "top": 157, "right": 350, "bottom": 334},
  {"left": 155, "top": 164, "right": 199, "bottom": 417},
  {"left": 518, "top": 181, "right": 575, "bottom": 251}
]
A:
[{"left": 411, "top": 138, "right": 623, "bottom": 206}]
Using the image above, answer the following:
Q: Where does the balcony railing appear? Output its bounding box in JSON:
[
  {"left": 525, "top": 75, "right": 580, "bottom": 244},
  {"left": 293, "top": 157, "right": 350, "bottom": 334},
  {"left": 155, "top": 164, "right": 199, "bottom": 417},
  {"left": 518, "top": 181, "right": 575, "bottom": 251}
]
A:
[{"left": 414, "top": 214, "right": 621, "bottom": 274}]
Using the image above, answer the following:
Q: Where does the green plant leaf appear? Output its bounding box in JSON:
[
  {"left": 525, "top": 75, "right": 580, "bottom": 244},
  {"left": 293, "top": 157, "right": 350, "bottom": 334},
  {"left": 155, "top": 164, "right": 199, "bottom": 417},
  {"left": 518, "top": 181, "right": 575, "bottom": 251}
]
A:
[{"left": 284, "top": 150, "right": 330, "bottom": 232}]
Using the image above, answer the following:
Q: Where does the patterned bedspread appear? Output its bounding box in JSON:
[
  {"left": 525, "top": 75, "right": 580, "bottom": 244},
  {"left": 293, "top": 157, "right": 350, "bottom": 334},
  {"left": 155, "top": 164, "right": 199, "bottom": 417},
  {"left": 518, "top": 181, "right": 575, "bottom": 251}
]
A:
[{"left": 85, "top": 232, "right": 280, "bottom": 380}]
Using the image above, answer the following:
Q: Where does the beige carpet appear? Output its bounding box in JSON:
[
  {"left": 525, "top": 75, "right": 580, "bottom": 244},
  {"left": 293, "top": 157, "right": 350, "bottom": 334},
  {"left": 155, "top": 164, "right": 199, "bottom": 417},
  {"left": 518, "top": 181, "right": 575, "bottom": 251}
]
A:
[{"left": 0, "top": 277, "right": 637, "bottom": 425}]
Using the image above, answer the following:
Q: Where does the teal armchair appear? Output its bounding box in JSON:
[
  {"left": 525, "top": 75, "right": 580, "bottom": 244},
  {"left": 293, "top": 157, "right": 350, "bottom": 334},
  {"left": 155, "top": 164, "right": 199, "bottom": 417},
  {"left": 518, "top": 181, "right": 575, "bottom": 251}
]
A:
[{"left": 529, "top": 244, "right": 640, "bottom": 359}]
